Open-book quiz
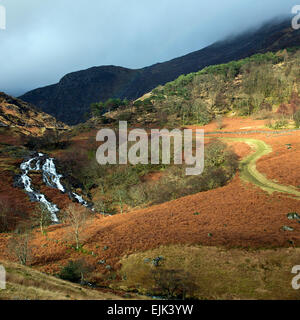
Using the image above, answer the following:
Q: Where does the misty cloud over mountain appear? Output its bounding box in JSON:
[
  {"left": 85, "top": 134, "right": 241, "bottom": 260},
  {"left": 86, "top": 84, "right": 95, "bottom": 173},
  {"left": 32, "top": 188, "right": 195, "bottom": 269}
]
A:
[{"left": 0, "top": 0, "right": 294, "bottom": 96}]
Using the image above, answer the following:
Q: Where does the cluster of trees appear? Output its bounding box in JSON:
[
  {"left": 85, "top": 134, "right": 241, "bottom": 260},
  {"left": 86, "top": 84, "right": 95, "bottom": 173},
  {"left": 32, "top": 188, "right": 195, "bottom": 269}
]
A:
[
  {"left": 0, "top": 193, "right": 56, "bottom": 237},
  {"left": 146, "top": 48, "right": 300, "bottom": 126},
  {"left": 127, "top": 140, "right": 238, "bottom": 206},
  {"left": 69, "top": 139, "right": 237, "bottom": 213},
  {"left": 90, "top": 98, "right": 129, "bottom": 117},
  {"left": 133, "top": 98, "right": 155, "bottom": 111},
  {"left": 198, "top": 52, "right": 284, "bottom": 79},
  {"left": 274, "top": 92, "right": 300, "bottom": 127},
  {"left": 25, "top": 129, "right": 71, "bottom": 151},
  {"left": 89, "top": 97, "right": 156, "bottom": 124},
  {"left": 157, "top": 52, "right": 284, "bottom": 99}
]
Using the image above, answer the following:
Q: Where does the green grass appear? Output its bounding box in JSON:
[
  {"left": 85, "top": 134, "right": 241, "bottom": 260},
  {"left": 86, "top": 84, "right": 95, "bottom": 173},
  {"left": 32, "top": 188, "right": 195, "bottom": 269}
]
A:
[
  {"left": 115, "top": 245, "right": 300, "bottom": 300},
  {"left": 223, "top": 138, "right": 300, "bottom": 198},
  {"left": 0, "top": 260, "right": 129, "bottom": 300}
]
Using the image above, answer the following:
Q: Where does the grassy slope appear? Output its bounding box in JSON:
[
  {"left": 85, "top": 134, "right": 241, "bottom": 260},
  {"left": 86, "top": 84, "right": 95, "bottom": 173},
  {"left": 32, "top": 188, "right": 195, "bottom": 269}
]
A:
[
  {"left": 0, "top": 259, "right": 140, "bottom": 300},
  {"left": 116, "top": 245, "right": 300, "bottom": 300}
]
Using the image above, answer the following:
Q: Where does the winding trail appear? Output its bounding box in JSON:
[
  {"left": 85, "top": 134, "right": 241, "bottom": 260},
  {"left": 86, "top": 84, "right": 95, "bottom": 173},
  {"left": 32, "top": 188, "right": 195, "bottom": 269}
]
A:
[{"left": 222, "top": 138, "right": 300, "bottom": 199}]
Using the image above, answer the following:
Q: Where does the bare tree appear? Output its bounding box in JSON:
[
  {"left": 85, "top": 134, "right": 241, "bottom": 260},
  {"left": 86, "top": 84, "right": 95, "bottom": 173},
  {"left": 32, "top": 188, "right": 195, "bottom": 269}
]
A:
[
  {"left": 115, "top": 189, "right": 127, "bottom": 214},
  {"left": 63, "top": 204, "right": 90, "bottom": 250},
  {"left": 0, "top": 198, "right": 12, "bottom": 232},
  {"left": 31, "top": 203, "right": 52, "bottom": 235},
  {"left": 8, "top": 230, "right": 33, "bottom": 266},
  {"left": 0, "top": 196, "right": 26, "bottom": 232}
]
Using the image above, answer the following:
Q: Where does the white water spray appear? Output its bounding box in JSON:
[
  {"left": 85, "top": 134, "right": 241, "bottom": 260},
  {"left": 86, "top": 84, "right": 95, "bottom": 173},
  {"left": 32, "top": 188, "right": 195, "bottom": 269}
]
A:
[
  {"left": 20, "top": 155, "right": 60, "bottom": 222},
  {"left": 19, "top": 153, "right": 91, "bottom": 223}
]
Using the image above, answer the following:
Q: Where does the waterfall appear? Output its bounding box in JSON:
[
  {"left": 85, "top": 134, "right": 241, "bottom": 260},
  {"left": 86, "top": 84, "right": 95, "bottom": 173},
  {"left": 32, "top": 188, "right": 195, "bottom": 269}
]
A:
[
  {"left": 18, "top": 153, "right": 92, "bottom": 223},
  {"left": 72, "top": 192, "right": 88, "bottom": 207},
  {"left": 20, "top": 154, "right": 60, "bottom": 222}
]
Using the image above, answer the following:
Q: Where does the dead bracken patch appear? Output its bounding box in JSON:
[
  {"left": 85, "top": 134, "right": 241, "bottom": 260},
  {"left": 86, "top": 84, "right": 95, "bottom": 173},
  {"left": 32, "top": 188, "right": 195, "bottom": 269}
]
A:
[{"left": 0, "top": 118, "right": 299, "bottom": 296}]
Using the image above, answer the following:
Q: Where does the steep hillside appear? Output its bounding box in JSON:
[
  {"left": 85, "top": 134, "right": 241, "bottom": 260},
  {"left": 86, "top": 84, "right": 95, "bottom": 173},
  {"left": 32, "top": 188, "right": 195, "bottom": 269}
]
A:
[
  {"left": 0, "top": 93, "right": 71, "bottom": 233},
  {"left": 20, "top": 17, "right": 300, "bottom": 125},
  {"left": 0, "top": 92, "right": 69, "bottom": 136},
  {"left": 105, "top": 48, "right": 300, "bottom": 126}
]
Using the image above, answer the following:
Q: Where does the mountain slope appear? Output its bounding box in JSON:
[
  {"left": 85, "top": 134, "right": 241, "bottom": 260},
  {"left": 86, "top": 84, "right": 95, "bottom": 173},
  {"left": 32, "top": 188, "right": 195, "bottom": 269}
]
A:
[
  {"left": 20, "top": 17, "right": 300, "bottom": 125},
  {"left": 0, "top": 92, "right": 68, "bottom": 136},
  {"left": 106, "top": 49, "right": 300, "bottom": 126}
]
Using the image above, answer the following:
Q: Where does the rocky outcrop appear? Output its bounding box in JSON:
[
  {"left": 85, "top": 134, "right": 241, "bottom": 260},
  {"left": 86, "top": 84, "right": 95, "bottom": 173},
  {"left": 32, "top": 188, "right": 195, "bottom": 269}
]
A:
[{"left": 0, "top": 92, "right": 69, "bottom": 136}]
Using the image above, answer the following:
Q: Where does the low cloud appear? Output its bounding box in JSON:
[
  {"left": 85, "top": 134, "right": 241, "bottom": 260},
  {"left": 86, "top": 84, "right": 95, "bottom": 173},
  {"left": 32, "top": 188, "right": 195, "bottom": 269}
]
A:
[{"left": 0, "top": 0, "right": 294, "bottom": 96}]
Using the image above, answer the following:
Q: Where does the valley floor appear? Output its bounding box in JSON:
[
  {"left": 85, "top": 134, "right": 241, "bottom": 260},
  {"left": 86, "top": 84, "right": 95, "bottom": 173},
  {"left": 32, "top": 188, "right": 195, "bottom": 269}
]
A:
[{"left": 0, "top": 118, "right": 300, "bottom": 299}]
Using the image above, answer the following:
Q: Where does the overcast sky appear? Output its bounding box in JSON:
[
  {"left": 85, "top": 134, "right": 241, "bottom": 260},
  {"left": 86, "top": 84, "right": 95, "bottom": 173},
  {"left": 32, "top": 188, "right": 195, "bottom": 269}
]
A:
[{"left": 0, "top": 0, "right": 295, "bottom": 96}]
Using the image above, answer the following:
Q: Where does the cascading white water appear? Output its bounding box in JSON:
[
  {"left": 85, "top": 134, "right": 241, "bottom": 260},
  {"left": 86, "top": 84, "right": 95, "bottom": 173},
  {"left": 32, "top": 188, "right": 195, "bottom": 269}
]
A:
[
  {"left": 20, "top": 155, "right": 60, "bottom": 222},
  {"left": 42, "top": 158, "right": 65, "bottom": 192},
  {"left": 19, "top": 153, "right": 92, "bottom": 223},
  {"left": 72, "top": 192, "right": 88, "bottom": 207}
]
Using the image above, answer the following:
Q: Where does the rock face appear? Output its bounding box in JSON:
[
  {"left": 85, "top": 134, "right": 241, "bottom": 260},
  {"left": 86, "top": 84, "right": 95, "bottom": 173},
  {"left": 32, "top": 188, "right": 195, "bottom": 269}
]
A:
[
  {"left": 0, "top": 92, "right": 68, "bottom": 136},
  {"left": 20, "top": 17, "right": 300, "bottom": 125}
]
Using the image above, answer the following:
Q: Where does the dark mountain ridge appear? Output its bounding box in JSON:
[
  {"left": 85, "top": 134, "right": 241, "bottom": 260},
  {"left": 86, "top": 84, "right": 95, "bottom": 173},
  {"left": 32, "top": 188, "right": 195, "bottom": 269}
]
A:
[{"left": 20, "top": 17, "right": 300, "bottom": 125}]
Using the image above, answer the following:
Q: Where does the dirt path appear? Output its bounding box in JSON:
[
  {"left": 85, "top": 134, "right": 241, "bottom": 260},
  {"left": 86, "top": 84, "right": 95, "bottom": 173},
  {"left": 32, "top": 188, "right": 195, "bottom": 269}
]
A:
[{"left": 223, "top": 138, "right": 300, "bottom": 199}]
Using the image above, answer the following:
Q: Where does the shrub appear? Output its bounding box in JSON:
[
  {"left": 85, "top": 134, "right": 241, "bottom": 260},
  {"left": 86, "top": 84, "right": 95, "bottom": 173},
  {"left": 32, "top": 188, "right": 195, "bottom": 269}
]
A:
[
  {"left": 148, "top": 269, "right": 199, "bottom": 299},
  {"left": 133, "top": 100, "right": 143, "bottom": 107},
  {"left": 252, "top": 109, "right": 273, "bottom": 120},
  {"left": 235, "top": 100, "right": 254, "bottom": 116},
  {"left": 277, "top": 103, "right": 293, "bottom": 116},
  {"left": 59, "top": 259, "right": 93, "bottom": 283},
  {"left": 294, "top": 110, "right": 300, "bottom": 128},
  {"left": 25, "top": 130, "right": 70, "bottom": 151},
  {"left": 191, "top": 103, "right": 213, "bottom": 125},
  {"left": 90, "top": 98, "right": 130, "bottom": 117},
  {"left": 272, "top": 119, "right": 289, "bottom": 129},
  {"left": 90, "top": 102, "right": 104, "bottom": 117},
  {"left": 118, "top": 111, "right": 132, "bottom": 122}
]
